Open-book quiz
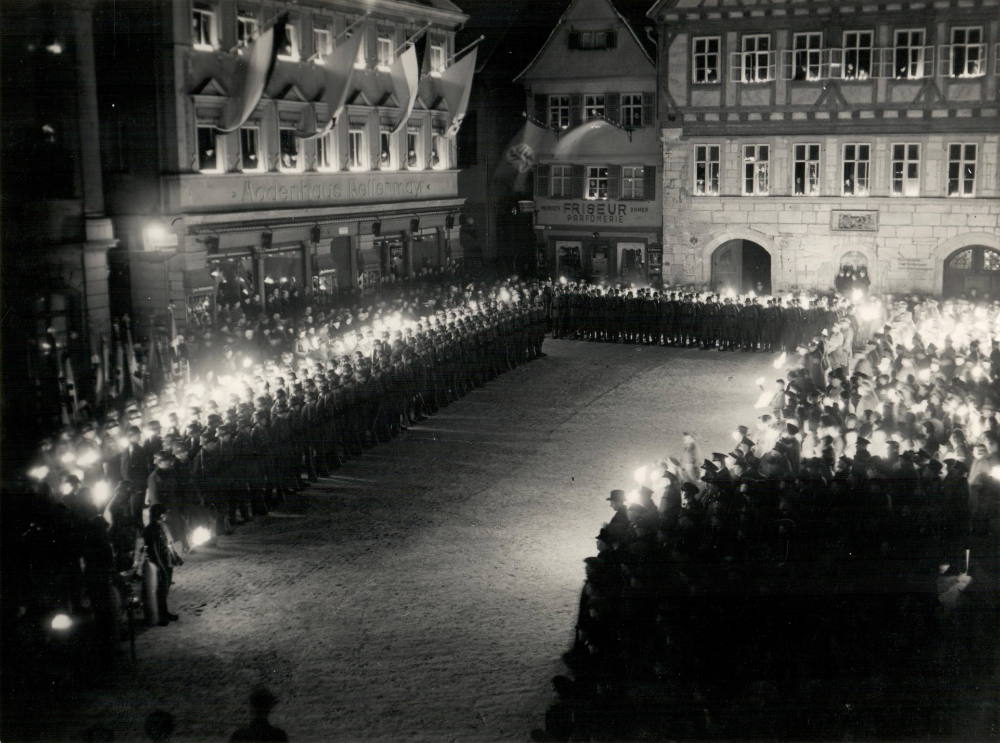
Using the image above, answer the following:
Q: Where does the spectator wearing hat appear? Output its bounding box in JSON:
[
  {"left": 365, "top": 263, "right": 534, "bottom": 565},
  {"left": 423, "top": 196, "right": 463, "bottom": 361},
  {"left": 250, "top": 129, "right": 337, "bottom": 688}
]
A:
[
  {"left": 605, "top": 490, "right": 632, "bottom": 547},
  {"left": 142, "top": 503, "right": 180, "bottom": 626}
]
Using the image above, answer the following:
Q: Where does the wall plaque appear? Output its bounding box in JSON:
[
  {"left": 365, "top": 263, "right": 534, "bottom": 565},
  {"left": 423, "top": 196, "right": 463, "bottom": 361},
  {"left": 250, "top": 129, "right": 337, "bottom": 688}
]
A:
[{"left": 831, "top": 210, "right": 879, "bottom": 232}]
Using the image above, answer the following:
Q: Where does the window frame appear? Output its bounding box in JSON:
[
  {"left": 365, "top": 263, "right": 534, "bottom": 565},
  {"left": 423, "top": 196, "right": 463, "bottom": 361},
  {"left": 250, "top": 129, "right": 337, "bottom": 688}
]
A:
[
  {"left": 583, "top": 94, "right": 605, "bottom": 121},
  {"left": 348, "top": 128, "right": 368, "bottom": 171},
  {"left": 585, "top": 166, "right": 610, "bottom": 200},
  {"left": 236, "top": 11, "right": 259, "bottom": 49},
  {"left": 238, "top": 124, "right": 264, "bottom": 173},
  {"left": 406, "top": 128, "right": 422, "bottom": 170},
  {"left": 376, "top": 36, "right": 394, "bottom": 69},
  {"left": 694, "top": 144, "right": 721, "bottom": 196},
  {"left": 621, "top": 165, "right": 645, "bottom": 200},
  {"left": 620, "top": 93, "right": 643, "bottom": 128},
  {"left": 313, "top": 27, "right": 333, "bottom": 59},
  {"left": 278, "top": 126, "right": 303, "bottom": 172},
  {"left": 842, "top": 30, "right": 874, "bottom": 80},
  {"left": 379, "top": 129, "right": 397, "bottom": 170},
  {"left": 947, "top": 142, "right": 977, "bottom": 197},
  {"left": 429, "top": 44, "right": 446, "bottom": 76},
  {"left": 550, "top": 164, "right": 572, "bottom": 198},
  {"left": 196, "top": 124, "right": 221, "bottom": 173},
  {"left": 890, "top": 142, "right": 921, "bottom": 197},
  {"left": 548, "top": 95, "right": 571, "bottom": 130},
  {"left": 793, "top": 143, "right": 821, "bottom": 196},
  {"left": 316, "top": 128, "right": 338, "bottom": 172},
  {"left": 277, "top": 22, "right": 299, "bottom": 61},
  {"left": 692, "top": 36, "right": 721, "bottom": 84},
  {"left": 192, "top": 5, "right": 217, "bottom": 51},
  {"left": 893, "top": 28, "right": 927, "bottom": 79},
  {"left": 792, "top": 32, "right": 823, "bottom": 81},
  {"left": 949, "top": 26, "right": 984, "bottom": 78},
  {"left": 742, "top": 144, "right": 770, "bottom": 196},
  {"left": 432, "top": 133, "right": 449, "bottom": 170},
  {"left": 739, "top": 33, "right": 773, "bottom": 83},
  {"left": 842, "top": 142, "right": 871, "bottom": 196}
]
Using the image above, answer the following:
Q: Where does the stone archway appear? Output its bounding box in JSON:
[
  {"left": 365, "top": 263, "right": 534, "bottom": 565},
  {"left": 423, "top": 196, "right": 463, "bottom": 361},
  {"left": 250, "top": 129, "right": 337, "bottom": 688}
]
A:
[
  {"left": 699, "top": 229, "right": 779, "bottom": 292},
  {"left": 932, "top": 232, "right": 1000, "bottom": 295}
]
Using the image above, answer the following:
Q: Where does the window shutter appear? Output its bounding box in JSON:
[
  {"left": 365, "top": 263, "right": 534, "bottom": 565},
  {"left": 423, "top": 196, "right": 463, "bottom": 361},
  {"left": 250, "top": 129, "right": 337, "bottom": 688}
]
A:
[
  {"left": 535, "top": 164, "right": 550, "bottom": 197},
  {"left": 568, "top": 30, "right": 580, "bottom": 49},
  {"left": 643, "top": 165, "right": 657, "bottom": 200},
  {"left": 534, "top": 94, "right": 548, "bottom": 122},
  {"left": 569, "top": 94, "right": 583, "bottom": 127},
  {"left": 605, "top": 93, "right": 620, "bottom": 124},
  {"left": 571, "top": 164, "right": 586, "bottom": 198},
  {"left": 607, "top": 30, "right": 617, "bottom": 49},
  {"left": 607, "top": 165, "right": 622, "bottom": 200},
  {"left": 642, "top": 92, "right": 654, "bottom": 128}
]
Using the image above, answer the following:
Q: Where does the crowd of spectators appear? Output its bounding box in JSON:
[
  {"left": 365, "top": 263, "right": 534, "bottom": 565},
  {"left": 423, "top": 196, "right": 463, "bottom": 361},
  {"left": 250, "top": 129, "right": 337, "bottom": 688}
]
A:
[{"left": 534, "top": 294, "right": 999, "bottom": 741}]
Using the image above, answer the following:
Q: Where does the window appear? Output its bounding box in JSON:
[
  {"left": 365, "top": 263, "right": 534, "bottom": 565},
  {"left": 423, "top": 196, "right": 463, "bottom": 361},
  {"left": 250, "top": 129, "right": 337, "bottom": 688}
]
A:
[
  {"left": 377, "top": 36, "right": 394, "bottom": 68},
  {"left": 948, "top": 143, "right": 977, "bottom": 196},
  {"left": 196, "top": 125, "right": 220, "bottom": 172},
  {"left": 192, "top": 6, "right": 216, "bottom": 51},
  {"left": 239, "top": 126, "right": 262, "bottom": 172},
  {"left": 354, "top": 32, "right": 367, "bottom": 68},
  {"left": 743, "top": 145, "right": 769, "bottom": 195},
  {"left": 429, "top": 45, "right": 445, "bottom": 75},
  {"left": 348, "top": 128, "right": 367, "bottom": 170},
  {"left": 842, "top": 31, "right": 873, "bottom": 79},
  {"left": 236, "top": 12, "right": 259, "bottom": 49},
  {"left": 316, "top": 129, "right": 337, "bottom": 171},
  {"left": 950, "top": 27, "right": 984, "bottom": 77},
  {"left": 739, "top": 34, "right": 773, "bottom": 83},
  {"left": 432, "top": 134, "right": 449, "bottom": 170},
  {"left": 279, "top": 127, "right": 301, "bottom": 171},
  {"left": 891, "top": 143, "right": 920, "bottom": 196},
  {"left": 572, "top": 30, "right": 616, "bottom": 50},
  {"left": 550, "top": 165, "right": 572, "bottom": 198},
  {"left": 793, "top": 143, "right": 821, "bottom": 196},
  {"left": 694, "top": 145, "right": 720, "bottom": 195},
  {"left": 792, "top": 33, "right": 823, "bottom": 81},
  {"left": 406, "top": 129, "right": 422, "bottom": 169},
  {"left": 842, "top": 143, "right": 870, "bottom": 196},
  {"left": 586, "top": 166, "right": 609, "bottom": 200},
  {"left": 693, "top": 36, "right": 720, "bottom": 83},
  {"left": 621, "top": 93, "right": 643, "bottom": 128},
  {"left": 621, "top": 166, "right": 645, "bottom": 200},
  {"left": 584, "top": 94, "right": 605, "bottom": 121},
  {"left": 379, "top": 129, "right": 396, "bottom": 170},
  {"left": 277, "top": 23, "right": 298, "bottom": 60},
  {"left": 548, "top": 95, "right": 571, "bottom": 130},
  {"left": 894, "top": 29, "right": 927, "bottom": 79},
  {"left": 313, "top": 27, "right": 332, "bottom": 59}
]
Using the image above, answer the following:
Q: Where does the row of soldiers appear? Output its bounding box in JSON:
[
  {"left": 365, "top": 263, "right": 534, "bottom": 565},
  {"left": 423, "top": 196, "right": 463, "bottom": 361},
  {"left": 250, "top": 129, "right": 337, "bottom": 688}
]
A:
[
  {"left": 548, "top": 285, "right": 839, "bottom": 352},
  {"left": 32, "top": 289, "right": 548, "bottom": 574}
]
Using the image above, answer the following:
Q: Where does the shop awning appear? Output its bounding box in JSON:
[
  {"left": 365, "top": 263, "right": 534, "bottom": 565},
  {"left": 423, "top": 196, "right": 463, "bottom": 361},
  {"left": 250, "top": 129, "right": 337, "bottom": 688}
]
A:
[
  {"left": 315, "top": 251, "right": 337, "bottom": 276},
  {"left": 184, "top": 268, "right": 217, "bottom": 296}
]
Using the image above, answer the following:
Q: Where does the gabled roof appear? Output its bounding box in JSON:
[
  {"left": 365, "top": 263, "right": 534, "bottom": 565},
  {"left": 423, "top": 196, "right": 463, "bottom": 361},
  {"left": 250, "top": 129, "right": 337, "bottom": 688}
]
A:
[
  {"left": 514, "top": 0, "right": 655, "bottom": 83},
  {"left": 190, "top": 77, "right": 228, "bottom": 96}
]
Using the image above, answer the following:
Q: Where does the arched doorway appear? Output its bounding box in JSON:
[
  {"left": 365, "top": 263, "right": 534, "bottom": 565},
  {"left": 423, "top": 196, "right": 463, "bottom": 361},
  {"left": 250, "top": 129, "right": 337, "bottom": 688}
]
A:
[
  {"left": 943, "top": 245, "right": 1000, "bottom": 299},
  {"left": 710, "top": 239, "right": 771, "bottom": 294}
]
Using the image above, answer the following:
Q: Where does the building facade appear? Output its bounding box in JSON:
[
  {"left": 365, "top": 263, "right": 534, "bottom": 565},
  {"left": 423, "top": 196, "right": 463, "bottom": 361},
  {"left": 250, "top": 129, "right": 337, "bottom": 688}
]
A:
[
  {"left": 517, "top": 0, "right": 662, "bottom": 284},
  {"left": 648, "top": 0, "right": 1000, "bottom": 296},
  {"left": 96, "top": 0, "right": 467, "bottom": 334}
]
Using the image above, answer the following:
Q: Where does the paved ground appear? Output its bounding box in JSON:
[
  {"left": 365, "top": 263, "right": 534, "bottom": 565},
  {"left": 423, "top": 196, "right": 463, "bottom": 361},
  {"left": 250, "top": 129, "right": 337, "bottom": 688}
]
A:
[{"left": 18, "top": 340, "right": 779, "bottom": 742}]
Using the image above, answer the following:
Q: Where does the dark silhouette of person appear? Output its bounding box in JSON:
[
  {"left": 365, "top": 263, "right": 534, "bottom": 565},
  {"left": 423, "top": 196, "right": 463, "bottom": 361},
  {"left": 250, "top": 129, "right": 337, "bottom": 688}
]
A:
[
  {"left": 230, "top": 686, "right": 289, "bottom": 742},
  {"left": 144, "top": 709, "right": 175, "bottom": 741}
]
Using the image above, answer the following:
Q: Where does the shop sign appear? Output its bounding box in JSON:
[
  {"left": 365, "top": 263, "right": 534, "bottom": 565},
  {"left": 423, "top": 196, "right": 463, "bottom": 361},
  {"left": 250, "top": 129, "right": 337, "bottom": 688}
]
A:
[
  {"left": 166, "top": 171, "right": 458, "bottom": 212},
  {"left": 535, "top": 199, "right": 659, "bottom": 227}
]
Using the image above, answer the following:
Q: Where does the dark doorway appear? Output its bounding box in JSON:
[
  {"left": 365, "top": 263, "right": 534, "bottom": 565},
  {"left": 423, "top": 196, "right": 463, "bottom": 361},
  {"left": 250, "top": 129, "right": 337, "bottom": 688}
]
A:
[
  {"left": 711, "top": 239, "right": 771, "bottom": 294},
  {"left": 943, "top": 245, "right": 1000, "bottom": 299}
]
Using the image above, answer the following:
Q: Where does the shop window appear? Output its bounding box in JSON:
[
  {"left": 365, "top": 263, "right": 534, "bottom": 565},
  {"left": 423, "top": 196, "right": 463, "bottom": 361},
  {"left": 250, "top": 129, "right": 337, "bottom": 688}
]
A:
[
  {"left": 236, "top": 12, "right": 258, "bottom": 49},
  {"left": 348, "top": 128, "right": 367, "bottom": 170},
  {"left": 693, "top": 36, "right": 720, "bottom": 83},
  {"left": 842, "top": 30, "right": 873, "bottom": 80},
  {"left": 948, "top": 143, "right": 977, "bottom": 197},
  {"left": 890, "top": 143, "right": 920, "bottom": 196},
  {"left": 192, "top": 5, "right": 216, "bottom": 51},
  {"left": 694, "top": 145, "right": 720, "bottom": 195},
  {"left": 842, "top": 143, "right": 871, "bottom": 196},
  {"left": 743, "top": 144, "right": 769, "bottom": 195},
  {"left": 239, "top": 126, "right": 262, "bottom": 172},
  {"left": 197, "top": 125, "right": 220, "bottom": 172},
  {"left": 210, "top": 255, "right": 255, "bottom": 308},
  {"left": 793, "top": 143, "right": 821, "bottom": 196},
  {"left": 279, "top": 127, "right": 301, "bottom": 172}
]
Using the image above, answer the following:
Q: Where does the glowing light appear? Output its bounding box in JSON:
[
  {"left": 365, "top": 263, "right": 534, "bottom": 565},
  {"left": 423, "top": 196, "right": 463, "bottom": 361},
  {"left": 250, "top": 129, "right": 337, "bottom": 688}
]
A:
[
  {"left": 990, "top": 466, "right": 1000, "bottom": 481},
  {"left": 754, "top": 390, "right": 771, "bottom": 409},
  {"left": 851, "top": 289, "right": 863, "bottom": 302},
  {"left": 971, "top": 365, "right": 984, "bottom": 381},
  {"left": 188, "top": 383, "right": 205, "bottom": 397},
  {"left": 28, "top": 465, "right": 49, "bottom": 480},
  {"left": 632, "top": 465, "right": 647, "bottom": 484},
  {"left": 918, "top": 369, "right": 931, "bottom": 382},
  {"left": 858, "top": 303, "right": 880, "bottom": 322},
  {"left": 60, "top": 482, "right": 74, "bottom": 496},
  {"left": 117, "top": 436, "right": 130, "bottom": 449},
  {"left": 77, "top": 449, "right": 100, "bottom": 467},
  {"left": 499, "top": 288, "right": 512, "bottom": 304},
  {"left": 755, "top": 376, "right": 765, "bottom": 387},
  {"left": 145, "top": 224, "right": 167, "bottom": 244},
  {"left": 190, "top": 526, "right": 212, "bottom": 548},
  {"left": 242, "top": 356, "right": 253, "bottom": 368},
  {"left": 46, "top": 41, "right": 64, "bottom": 55},
  {"left": 59, "top": 451, "right": 76, "bottom": 465},
  {"left": 772, "top": 352, "right": 787, "bottom": 369},
  {"left": 625, "top": 489, "right": 641, "bottom": 505},
  {"left": 559, "top": 276, "right": 568, "bottom": 286},
  {"left": 50, "top": 614, "right": 72, "bottom": 631},
  {"left": 91, "top": 480, "right": 112, "bottom": 507}
]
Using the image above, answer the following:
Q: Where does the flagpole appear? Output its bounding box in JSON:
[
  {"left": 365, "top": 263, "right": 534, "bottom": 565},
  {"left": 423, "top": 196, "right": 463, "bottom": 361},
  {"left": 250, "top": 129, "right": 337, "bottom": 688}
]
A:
[
  {"left": 446, "top": 35, "right": 484, "bottom": 65},
  {"left": 395, "top": 22, "right": 431, "bottom": 56}
]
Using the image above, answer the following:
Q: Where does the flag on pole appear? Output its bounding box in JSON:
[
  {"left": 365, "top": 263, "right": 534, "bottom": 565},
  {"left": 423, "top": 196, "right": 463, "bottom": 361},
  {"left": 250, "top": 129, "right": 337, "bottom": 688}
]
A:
[
  {"left": 217, "top": 14, "right": 287, "bottom": 133},
  {"left": 112, "top": 321, "right": 125, "bottom": 398},
  {"left": 389, "top": 45, "right": 420, "bottom": 135},
  {"left": 123, "top": 315, "right": 142, "bottom": 398},
  {"left": 317, "top": 30, "right": 365, "bottom": 123},
  {"left": 93, "top": 338, "right": 106, "bottom": 407},
  {"left": 494, "top": 117, "right": 551, "bottom": 195},
  {"left": 438, "top": 48, "right": 477, "bottom": 138}
]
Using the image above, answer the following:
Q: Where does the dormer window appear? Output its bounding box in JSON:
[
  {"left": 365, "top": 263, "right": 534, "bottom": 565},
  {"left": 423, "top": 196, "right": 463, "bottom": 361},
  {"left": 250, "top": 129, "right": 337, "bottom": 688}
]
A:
[
  {"left": 429, "top": 45, "right": 445, "bottom": 75},
  {"left": 569, "top": 29, "right": 616, "bottom": 50}
]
